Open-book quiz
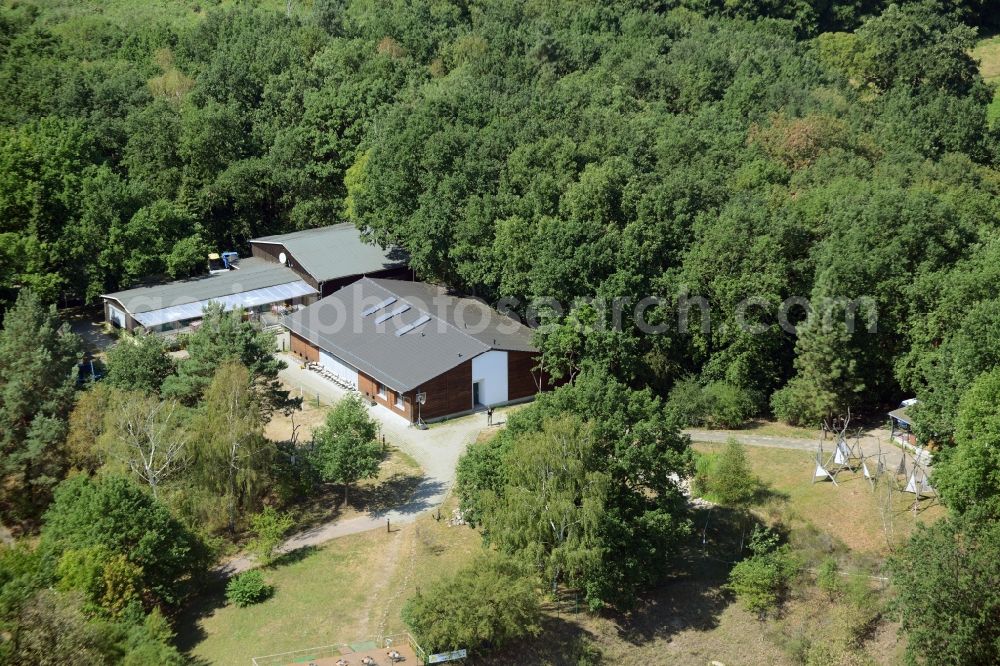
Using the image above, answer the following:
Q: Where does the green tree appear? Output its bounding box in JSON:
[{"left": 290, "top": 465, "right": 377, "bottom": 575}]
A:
[
  {"left": 481, "top": 415, "right": 608, "bottom": 598},
  {"left": 0, "top": 289, "right": 82, "bottom": 521},
  {"left": 889, "top": 509, "right": 1000, "bottom": 665},
  {"left": 458, "top": 369, "right": 692, "bottom": 609},
  {"left": 247, "top": 506, "right": 294, "bottom": 565},
  {"left": 162, "top": 303, "right": 297, "bottom": 419},
  {"left": 105, "top": 332, "right": 174, "bottom": 395},
  {"left": 310, "top": 394, "right": 381, "bottom": 503},
  {"left": 772, "top": 301, "right": 868, "bottom": 426},
  {"left": 707, "top": 439, "right": 760, "bottom": 509},
  {"left": 189, "top": 361, "right": 272, "bottom": 533},
  {"left": 402, "top": 553, "right": 541, "bottom": 653},
  {"left": 932, "top": 368, "right": 1000, "bottom": 517},
  {"left": 41, "top": 474, "right": 208, "bottom": 609},
  {"left": 165, "top": 233, "right": 208, "bottom": 279},
  {"left": 725, "top": 526, "right": 797, "bottom": 620}
]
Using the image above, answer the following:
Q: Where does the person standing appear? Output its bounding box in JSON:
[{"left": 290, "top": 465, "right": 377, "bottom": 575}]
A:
[{"left": 487, "top": 406, "right": 494, "bottom": 426}]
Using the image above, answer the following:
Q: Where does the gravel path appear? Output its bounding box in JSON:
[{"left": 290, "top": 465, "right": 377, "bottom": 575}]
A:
[
  {"left": 684, "top": 427, "right": 917, "bottom": 472},
  {"left": 216, "top": 363, "right": 922, "bottom": 577},
  {"left": 216, "top": 355, "right": 491, "bottom": 577}
]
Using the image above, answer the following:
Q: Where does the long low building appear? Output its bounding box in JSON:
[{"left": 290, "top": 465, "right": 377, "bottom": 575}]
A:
[
  {"left": 102, "top": 224, "right": 408, "bottom": 333},
  {"left": 283, "top": 278, "right": 554, "bottom": 422},
  {"left": 102, "top": 257, "right": 316, "bottom": 332}
]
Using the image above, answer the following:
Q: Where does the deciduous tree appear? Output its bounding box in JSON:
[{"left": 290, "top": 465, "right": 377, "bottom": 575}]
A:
[{"left": 310, "top": 394, "right": 381, "bottom": 503}]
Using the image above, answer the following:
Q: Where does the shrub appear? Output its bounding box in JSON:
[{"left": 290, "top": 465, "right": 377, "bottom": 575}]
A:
[
  {"left": 770, "top": 379, "right": 824, "bottom": 426},
  {"left": 726, "top": 526, "right": 797, "bottom": 619},
  {"left": 225, "top": 571, "right": 272, "bottom": 608},
  {"left": 702, "top": 381, "right": 756, "bottom": 428},
  {"left": 665, "top": 376, "right": 708, "bottom": 426},
  {"left": 402, "top": 554, "right": 540, "bottom": 653},
  {"left": 816, "top": 557, "right": 842, "bottom": 600},
  {"left": 247, "top": 507, "right": 294, "bottom": 566},
  {"left": 666, "top": 378, "right": 756, "bottom": 428},
  {"left": 693, "top": 439, "right": 762, "bottom": 508}
]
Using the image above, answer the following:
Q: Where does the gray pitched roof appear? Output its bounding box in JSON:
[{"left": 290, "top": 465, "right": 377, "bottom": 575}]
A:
[
  {"left": 282, "top": 278, "right": 537, "bottom": 392},
  {"left": 251, "top": 223, "right": 407, "bottom": 283},
  {"left": 102, "top": 258, "right": 306, "bottom": 314}
]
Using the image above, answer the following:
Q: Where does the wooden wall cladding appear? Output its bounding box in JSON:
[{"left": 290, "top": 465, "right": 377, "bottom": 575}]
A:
[{"left": 289, "top": 331, "right": 319, "bottom": 362}]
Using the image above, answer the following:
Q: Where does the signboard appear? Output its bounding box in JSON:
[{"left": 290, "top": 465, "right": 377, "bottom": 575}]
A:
[{"left": 427, "top": 649, "right": 467, "bottom": 663}]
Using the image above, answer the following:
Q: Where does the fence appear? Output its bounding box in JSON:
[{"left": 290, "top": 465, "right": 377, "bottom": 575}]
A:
[{"left": 251, "top": 633, "right": 424, "bottom": 666}]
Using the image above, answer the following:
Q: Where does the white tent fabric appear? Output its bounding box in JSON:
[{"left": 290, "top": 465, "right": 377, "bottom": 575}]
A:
[
  {"left": 904, "top": 472, "right": 934, "bottom": 496},
  {"left": 133, "top": 280, "right": 316, "bottom": 327},
  {"left": 834, "top": 440, "right": 851, "bottom": 465}
]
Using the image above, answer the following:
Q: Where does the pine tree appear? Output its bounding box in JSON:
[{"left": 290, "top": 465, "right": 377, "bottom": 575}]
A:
[{"left": 0, "top": 289, "right": 82, "bottom": 521}]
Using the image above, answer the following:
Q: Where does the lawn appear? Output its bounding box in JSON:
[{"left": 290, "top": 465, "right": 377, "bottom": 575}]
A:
[
  {"left": 973, "top": 34, "right": 1000, "bottom": 126},
  {"left": 179, "top": 497, "right": 481, "bottom": 665},
  {"left": 181, "top": 440, "right": 937, "bottom": 665},
  {"left": 693, "top": 442, "right": 942, "bottom": 555}
]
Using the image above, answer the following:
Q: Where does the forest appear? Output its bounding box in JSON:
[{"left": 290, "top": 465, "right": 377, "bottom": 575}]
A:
[
  {"left": 2, "top": 0, "right": 998, "bottom": 438},
  {"left": 1, "top": 0, "right": 1000, "bottom": 663}
]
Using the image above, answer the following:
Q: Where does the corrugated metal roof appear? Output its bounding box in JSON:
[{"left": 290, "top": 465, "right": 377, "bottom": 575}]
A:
[
  {"left": 133, "top": 280, "right": 316, "bottom": 328},
  {"left": 251, "top": 223, "right": 407, "bottom": 283},
  {"left": 102, "top": 258, "right": 305, "bottom": 314},
  {"left": 282, "top": 278, "right": 537, "bottom": 392}
]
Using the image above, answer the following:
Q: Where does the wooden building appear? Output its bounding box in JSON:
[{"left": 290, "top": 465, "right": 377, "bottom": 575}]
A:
[
  {"left": 250, "top": 224, "right": 410, "bottom": 297},
  {"left": 283, "top": 278, "right": 554, "bottom": 423}
]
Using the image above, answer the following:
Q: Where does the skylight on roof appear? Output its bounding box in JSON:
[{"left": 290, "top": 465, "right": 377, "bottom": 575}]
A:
[
  {"left": 362, "top": 296, "right": 397, "bottom": 317},
  {"left": 395, "top": 314, "right": 431, "bottom": 336},
  {"left": 374, "top": 304, "right": 411, "bottom": 324}
]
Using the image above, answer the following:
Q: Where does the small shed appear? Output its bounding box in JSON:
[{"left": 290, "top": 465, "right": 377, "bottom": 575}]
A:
[{"left": 889, "top": 398, "right": 917, "bottom": 447}]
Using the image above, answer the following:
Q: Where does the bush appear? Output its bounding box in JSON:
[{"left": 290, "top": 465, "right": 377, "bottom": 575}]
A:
[
  {"left": 702, "top": 381, "right": 756, "bottom": 428},
  {"left": 225, "top": 571, "right": 272, "bottom": 608},
  {"left": 726, "top": 526, "right": 797, "bottom": 619},
  {"left": 402, "top": 554, "right": 540, "bottom": 653},
  {"left": 665, "top": 376, "right": 708, "bottom": 426},
  {"left": 770, "top": 379, "right": 824, "bottom": 426},
  {"left": 666, "top": 378, "right": 756, "bottom": 428},
  {"left": 692, "top": 439, "right": 762, "bottom": 507},
  {"left": 247, "top": 507, "right": 294, "bottom": 566},
  {"left": 816, "top": 557, "right": 842, "bottom": 600}
]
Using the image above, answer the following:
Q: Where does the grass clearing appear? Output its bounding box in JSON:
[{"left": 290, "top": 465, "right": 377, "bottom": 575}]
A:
[
  {"left": 180, "top": 495, "right": 481, "bottom": 665},
  {"left": 974, "top": 34, "right": 1000, "bottom": 126},
  {"left": 693, "top": 442, "right": 943, "bottom": 555},
  {"left": 181, "top": 439, "right": 935, "bottom": 665}
]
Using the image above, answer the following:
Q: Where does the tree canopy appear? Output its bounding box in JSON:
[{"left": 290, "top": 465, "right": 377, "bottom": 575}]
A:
[
  {"left": 0, "top": 0, "right": 996, "bottom": 441},
  {"left": 0, "top": 289, "right": 81, "bottom": 521},
  {"left": 457, "top": 369, "right": 693, "bottom": 609}
]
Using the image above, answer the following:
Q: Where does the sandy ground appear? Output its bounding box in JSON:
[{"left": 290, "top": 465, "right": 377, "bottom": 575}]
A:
[{"left": 217, "top": 354, "right": 498, "bottom": 576}]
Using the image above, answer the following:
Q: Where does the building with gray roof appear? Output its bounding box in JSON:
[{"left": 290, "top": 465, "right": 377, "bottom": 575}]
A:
[
  {"left": 101, "top": 224, "right": 409, "bottom": 333},
  {"left": 250, "top": 223, "right": 409, "bottom": 295},
  {"left": 283, "top": 278, "right": 554, "bottom": 423}
]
